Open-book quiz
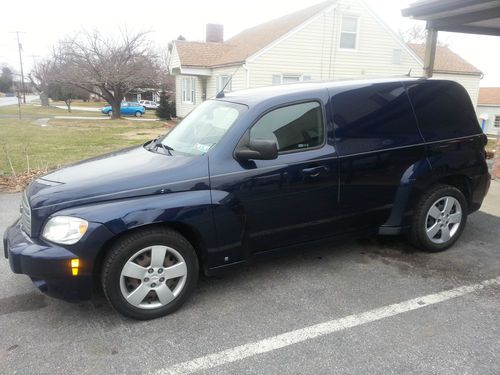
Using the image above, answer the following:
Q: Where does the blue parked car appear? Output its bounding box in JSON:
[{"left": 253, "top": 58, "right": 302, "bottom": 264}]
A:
[
  {"left": 101, "top": 102, "right": 145, "bottom": 117},
  {"left": 4, "top": 78, "right": 490, "bottom": 320}
]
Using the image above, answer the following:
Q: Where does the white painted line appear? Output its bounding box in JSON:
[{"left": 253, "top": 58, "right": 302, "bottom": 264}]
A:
[{"left": 153, "top": 277, "right": 500, "bottom": 375}]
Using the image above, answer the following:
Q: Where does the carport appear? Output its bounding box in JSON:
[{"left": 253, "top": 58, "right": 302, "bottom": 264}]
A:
[{"left": 402, "top": 0, "right": 500, "bottom": 178}]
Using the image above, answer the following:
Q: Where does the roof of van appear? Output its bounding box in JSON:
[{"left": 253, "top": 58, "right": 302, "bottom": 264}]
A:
[{"left": 216, "top": 77, "right": 423, "bottom": 105}]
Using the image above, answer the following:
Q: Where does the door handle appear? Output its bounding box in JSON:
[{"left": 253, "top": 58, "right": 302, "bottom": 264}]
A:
[{"left": 302, "top": 166, "right": 329, "bottom": 178}]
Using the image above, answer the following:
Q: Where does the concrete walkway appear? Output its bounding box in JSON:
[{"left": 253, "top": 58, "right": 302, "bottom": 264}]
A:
[
  {"left": 53, "top": 105, "right": 100, "bottom": 112},
  {"left": 54, "top": 115, "right": 158, "bottom": 121}
]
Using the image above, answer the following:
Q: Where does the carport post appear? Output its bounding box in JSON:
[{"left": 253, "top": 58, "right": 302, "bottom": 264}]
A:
[{"left": 423, "top": 24, "right": 438, "bottom": 78}]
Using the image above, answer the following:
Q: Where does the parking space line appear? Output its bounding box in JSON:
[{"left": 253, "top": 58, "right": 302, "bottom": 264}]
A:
[{"left": 153, "top": 277, "right": 500, "bottom": 375}]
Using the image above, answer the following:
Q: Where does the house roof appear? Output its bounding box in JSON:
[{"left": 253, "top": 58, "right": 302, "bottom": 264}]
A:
[
  {"left": 174, "top": 41, "right": 234, "bottom": 67},
  {"left": 174, "top": 0, "right": 335, "bottom": 68},
  {"left": 478, "top": 87, "right": 500, "bottom": 105},
  {"left": 407, "top": 43, "right": 482, "bottom": 75}
]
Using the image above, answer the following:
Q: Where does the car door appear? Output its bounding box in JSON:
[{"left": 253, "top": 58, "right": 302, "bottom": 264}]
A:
[
  {"left": 120, "top": 102, "right": 130, "bottom": 115},
  {"left": 210, "top": 98, "right": 339, "bottom": 259}
]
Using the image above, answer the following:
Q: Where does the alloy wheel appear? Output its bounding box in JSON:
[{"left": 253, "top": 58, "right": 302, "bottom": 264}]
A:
[
  {"left": 119, "top": 245, "right": 187, "bottom": 309},
  {"left": 425, "top": 196, "right": 462, "bottom": 244}
]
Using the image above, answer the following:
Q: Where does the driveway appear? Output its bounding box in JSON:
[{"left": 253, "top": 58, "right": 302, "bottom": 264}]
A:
[{"left": 0, "top": 183, "right": 499, "bottom": 374}]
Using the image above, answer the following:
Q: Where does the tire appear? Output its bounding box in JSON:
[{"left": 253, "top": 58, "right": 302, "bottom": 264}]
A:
[
  {"left": 135, "top": 111, "right": 142, "bottom": 117},
  {"left": 102, "top": 228, "right": 199, "bottom": 320},
  {"left": 409, "top": 184, "right": 467, "bottom": 252},
  {"left": 107, "top": 110, "right": 113, "bottom": 117}
]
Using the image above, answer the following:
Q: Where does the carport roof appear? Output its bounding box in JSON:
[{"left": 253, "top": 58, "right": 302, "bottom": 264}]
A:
[{"left": 402, "top": 0, "right": 500, "bottom": 36}]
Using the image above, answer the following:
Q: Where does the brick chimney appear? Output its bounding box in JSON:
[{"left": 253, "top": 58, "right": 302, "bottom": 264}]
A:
[{"left": 206, "top": 24, "right": 224, "bottom": 43}]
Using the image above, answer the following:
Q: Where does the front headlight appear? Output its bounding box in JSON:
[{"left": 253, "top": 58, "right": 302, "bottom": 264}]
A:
[{"left": 42, "top": 216, "right": 89, "bottom": 245}]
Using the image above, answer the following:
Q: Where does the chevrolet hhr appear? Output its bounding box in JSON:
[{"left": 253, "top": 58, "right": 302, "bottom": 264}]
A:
[{"left": 4, "top": 78, "right": 490, "bottom": 319}]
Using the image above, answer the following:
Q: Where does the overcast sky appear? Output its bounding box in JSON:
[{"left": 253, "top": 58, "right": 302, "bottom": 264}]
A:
[{"left": 1, "top": 0, "right": 499, "bottom": 86}]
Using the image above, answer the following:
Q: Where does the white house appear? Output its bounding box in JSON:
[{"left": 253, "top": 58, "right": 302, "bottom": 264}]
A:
[
  {"left": 477, "top": 88, "right": 500, "bottom": 135},
  {"left": 168, "top": 0, "right": 482, "bottom": 117}
]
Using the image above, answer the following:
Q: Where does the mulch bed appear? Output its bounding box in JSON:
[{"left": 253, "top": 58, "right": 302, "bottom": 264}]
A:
[{"left": 0, "top": 169, "right": 49, "bottom": 193}]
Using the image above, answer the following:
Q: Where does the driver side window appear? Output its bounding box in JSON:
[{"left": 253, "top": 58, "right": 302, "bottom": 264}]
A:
[{"left": 250, "top": 101, "right": 324, "bottom": 152}]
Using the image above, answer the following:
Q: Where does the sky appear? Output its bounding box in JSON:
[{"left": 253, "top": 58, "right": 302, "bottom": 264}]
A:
[{"left": 1, "top": 0, "right": 500, "bottom": 86}]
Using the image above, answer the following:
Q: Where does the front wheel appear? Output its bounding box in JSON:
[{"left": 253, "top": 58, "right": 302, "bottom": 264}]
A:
[
  {"left": 102, "top": 228, "right": 199, "bottom": 320},
  {"left": 135, "top": 111, "right": 143, "bottom": 117},
  {"left": 409, "top": 184, "right": 467, "bottom": 252},
  {"left": 107, "top": 110, "right": 113, "bottom": 117}
]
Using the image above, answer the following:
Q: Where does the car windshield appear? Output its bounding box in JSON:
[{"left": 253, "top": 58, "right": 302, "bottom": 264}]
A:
[{"left": 160, "top": 100, "right": 247, "bottom": 156}]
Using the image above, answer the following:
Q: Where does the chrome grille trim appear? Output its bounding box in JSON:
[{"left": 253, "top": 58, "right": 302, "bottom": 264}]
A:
[{"left": 21, "top": 191, "right": 32, "bottom": 236}]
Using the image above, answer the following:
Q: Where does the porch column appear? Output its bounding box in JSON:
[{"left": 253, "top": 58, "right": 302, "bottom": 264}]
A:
[{"left": 423, "top": 24, "right": 438, "bottom": 78}]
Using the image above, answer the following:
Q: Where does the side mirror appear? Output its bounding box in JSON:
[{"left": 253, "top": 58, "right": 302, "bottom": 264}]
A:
[{"left": 235, "top": 139, "right": 278, "bottom": 161}]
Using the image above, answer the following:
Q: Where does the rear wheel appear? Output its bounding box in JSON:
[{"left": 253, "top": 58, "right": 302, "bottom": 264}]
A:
[
  {"left": 107, "top": 110, "right": 113, "bottom": 117},
  {"left": 102, "top": 228, "right": 199, "bottom": 320},
  {"left": 135, "top": 111, "right": 142, "bottom": 117},
  {"left": 409, "top": 184, "right": 467, "bottom": 252}
]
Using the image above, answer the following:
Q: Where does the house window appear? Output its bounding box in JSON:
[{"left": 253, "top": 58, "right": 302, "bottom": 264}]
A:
[
  {"left": 217, "top": 75, "right": 232, "bottom": 92},
  {"left": 495, "top": 115, "right": 500, "bottom": 128},
  {"left": 393, "top": 49, "right": 402, "bottom": 64},
  {"left": 282, "top": 75, "right": 301, "bottom": 84},
  {"left": 339, "top": 15, "right": 359, "bottom": 49},
  {"left": 182, "top": 77, "right": 195, "bottom": 104},
  {"left": 272, "top": 74, "right": 311, "bottom": 85}
]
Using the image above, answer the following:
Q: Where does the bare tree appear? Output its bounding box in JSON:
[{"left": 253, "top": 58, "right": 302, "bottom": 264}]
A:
[
  {"left": 48, "top": 80, "right": 89, "bottom": 112},
  {"left": 29, "top": 60, "right": 52, "bottom": 106},
  {"left": 51, "top": 30, "right": 160, "bottom": 119},
  {"left": 399, "top": 24, "right": 449, "bottom": 47}
]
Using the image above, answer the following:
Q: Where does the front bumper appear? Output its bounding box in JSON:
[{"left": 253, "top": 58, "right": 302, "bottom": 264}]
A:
[{"left": 3, "top": 219, "right": 114, "bottom": 301}]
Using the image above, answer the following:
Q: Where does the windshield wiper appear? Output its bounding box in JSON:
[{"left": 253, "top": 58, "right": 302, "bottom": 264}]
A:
[
  {"left": 148, "top": 137, "right": 174, "bottom": 156},
  {"left": 157, "top": 142, "right": 174, "bottom": 156}
]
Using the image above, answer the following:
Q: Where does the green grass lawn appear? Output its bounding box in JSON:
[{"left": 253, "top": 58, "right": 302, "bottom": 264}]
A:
[
  {"left": 486, "top": 137, "right": 498, "bottom": 149},
  {"left": 0, "top": 116, "right": 170, "bottom": 179}
]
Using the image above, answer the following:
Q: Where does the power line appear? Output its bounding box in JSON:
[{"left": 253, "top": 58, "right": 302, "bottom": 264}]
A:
[{"left": 9, "top": 31, "right": 26, "bottom": 104}]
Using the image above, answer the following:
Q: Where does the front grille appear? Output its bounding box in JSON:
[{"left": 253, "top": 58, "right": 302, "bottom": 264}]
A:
[{"left": 20, "top": 191, "right": 32, "bottom": 236}]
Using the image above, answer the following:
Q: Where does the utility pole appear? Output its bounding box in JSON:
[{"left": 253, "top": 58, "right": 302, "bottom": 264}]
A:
[{"left": 10, "top": 31, "right": 26, "bottom": 104}]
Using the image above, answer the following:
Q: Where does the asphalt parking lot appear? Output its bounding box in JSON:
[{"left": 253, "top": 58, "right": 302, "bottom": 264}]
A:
[{"left": 1, "top": 183, "right": 499, "bottom": 375}]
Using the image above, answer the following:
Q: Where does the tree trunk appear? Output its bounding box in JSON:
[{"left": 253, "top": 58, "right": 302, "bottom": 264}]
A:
[
  {"left": 110, "top": 100, "right": 121, "bottom": 119},
  {"left": 40, "top": 92, "right": 49, "bottom": 106},
  {"left": 65, "top": 99, "right": 72, "bottom": 112}
]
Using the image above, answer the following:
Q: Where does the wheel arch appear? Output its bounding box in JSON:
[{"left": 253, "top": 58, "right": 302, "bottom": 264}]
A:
[
  {"left": 92, "top": 221, "right": 207, "bottom": 293},
  {"left": 379, "top": 160, "right": 474, "bottom": 234}
]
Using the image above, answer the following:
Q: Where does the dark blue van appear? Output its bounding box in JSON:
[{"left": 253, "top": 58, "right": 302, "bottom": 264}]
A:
[{"left": 4, "top": 78, "right": 490, "bottom": 319}]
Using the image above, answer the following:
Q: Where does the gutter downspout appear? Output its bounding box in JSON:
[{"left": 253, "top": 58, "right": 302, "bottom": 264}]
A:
[{"left": 243, "top": 63, "right": 250, "bottom": 88}]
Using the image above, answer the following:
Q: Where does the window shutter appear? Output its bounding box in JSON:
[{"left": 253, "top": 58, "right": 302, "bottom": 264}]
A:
[
  {"left": 192, "top": 78, "right": 196, "bottom": 104},
  {"left": 216, "top": 76, "right": 220, "bottom": 93},
  {"left": 272, "top": 75, "right": 281, "bottom": 85},
  {"left": 182, "top": 78, "right": 186, "bottom": 102}
]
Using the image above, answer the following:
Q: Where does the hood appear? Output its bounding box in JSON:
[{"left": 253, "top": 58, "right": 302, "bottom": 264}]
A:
[{"left": 27, "top": 145, "right": 209, "bottom": 212}]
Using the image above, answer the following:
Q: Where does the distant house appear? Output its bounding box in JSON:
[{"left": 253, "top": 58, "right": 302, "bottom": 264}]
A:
[
  {"left": 477, "top": 88, "right": 500, "bottom": 135},
  {"left": 168, "top": 0, "right": 482, "bottom": 117},
  {"left": 125, "top": 89, "right": 161, "bottom": 103},
  {"left": 407, "top": 43, "right": 482, "bottom": 106}
]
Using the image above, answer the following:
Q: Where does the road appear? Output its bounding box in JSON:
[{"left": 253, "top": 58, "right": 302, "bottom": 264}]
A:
[
  {"left": 0, "top": 95, "right": 38, "bottom": 107},
  {"left": 0, "top": 182, "right": 499, "bottom": 374}
]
